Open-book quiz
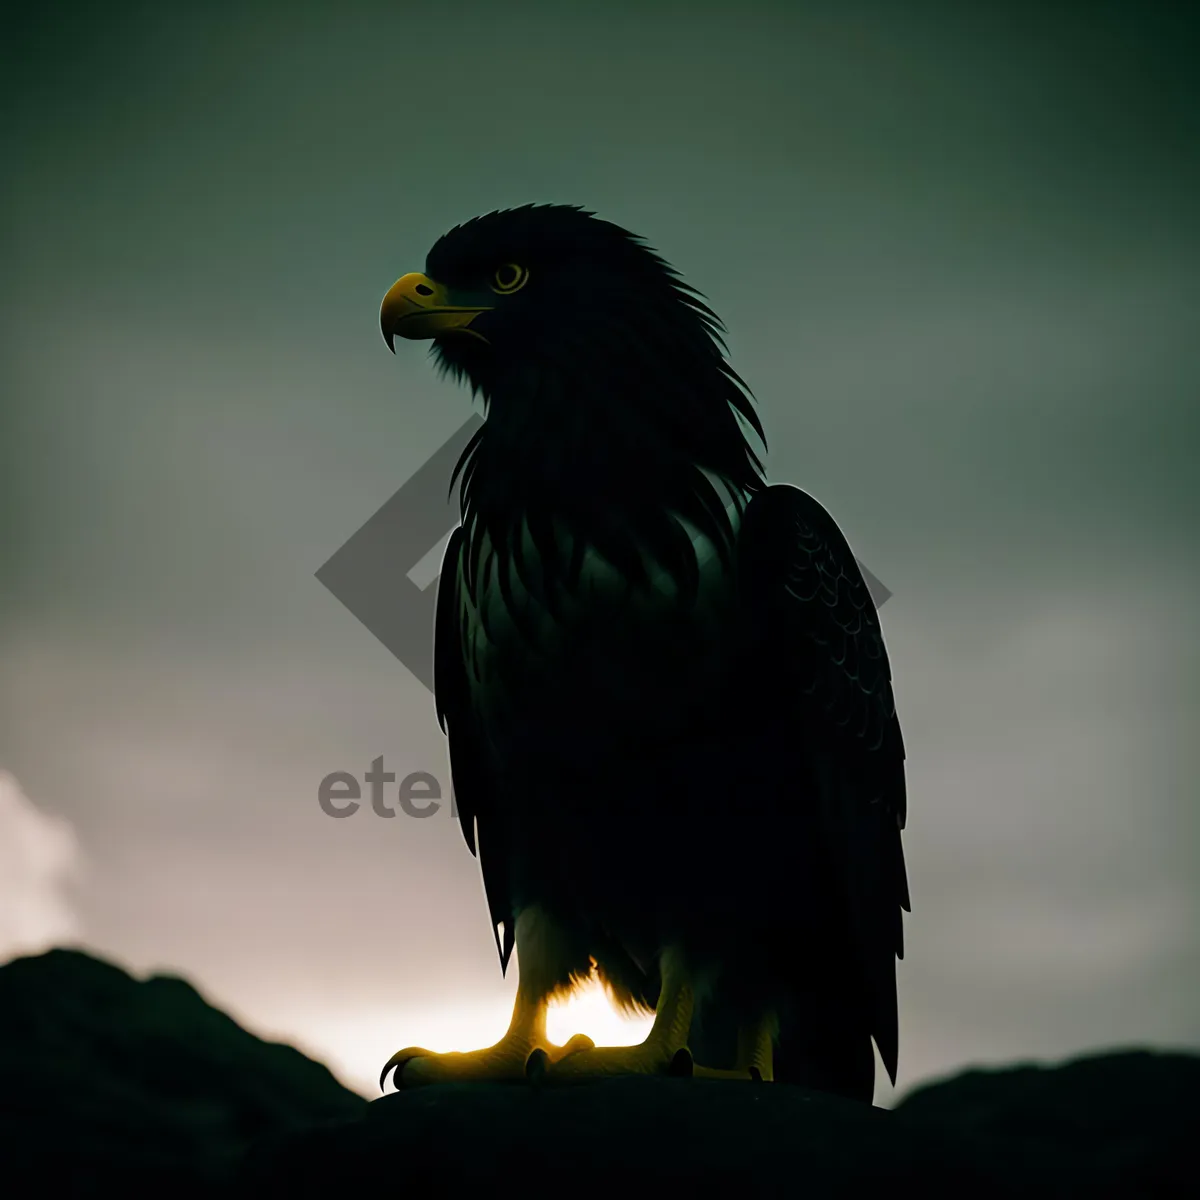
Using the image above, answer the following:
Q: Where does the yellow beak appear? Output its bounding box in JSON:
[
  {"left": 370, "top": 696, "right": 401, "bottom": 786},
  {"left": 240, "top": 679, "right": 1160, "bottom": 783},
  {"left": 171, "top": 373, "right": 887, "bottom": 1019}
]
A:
[{"left": 379, "top": 273, "right": 493, "bottom": 350}]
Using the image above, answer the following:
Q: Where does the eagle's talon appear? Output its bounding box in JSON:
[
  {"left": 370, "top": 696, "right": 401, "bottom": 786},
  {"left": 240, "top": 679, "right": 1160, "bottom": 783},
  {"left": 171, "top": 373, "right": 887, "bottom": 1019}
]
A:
[
  {"left": 668, "top": 1047, "right": 694, "bottom": 1077},
  {"left": 691, "top": 1061, "right": 773, "bottom": 1081},
  {"left": 525, "top": 1047, "right": 550, "bottom": 1084},
  {"left": 379, "top": 1047, "right": 431, "bottom": 1092},
  {"left": 540, "top": 1040, "right": 686, "bottom": 1080}
]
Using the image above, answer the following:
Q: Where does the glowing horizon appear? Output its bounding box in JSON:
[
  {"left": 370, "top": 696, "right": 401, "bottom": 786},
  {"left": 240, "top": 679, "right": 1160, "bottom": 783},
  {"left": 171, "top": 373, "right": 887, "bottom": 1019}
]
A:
[{"left": 263, "top": 976, "right": 656, "bottom": 1097}]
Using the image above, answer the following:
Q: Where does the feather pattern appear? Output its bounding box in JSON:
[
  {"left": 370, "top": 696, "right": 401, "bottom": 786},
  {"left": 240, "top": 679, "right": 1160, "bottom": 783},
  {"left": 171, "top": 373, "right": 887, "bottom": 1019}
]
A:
[{"left": 737, "top": 484, "right": 908, "bottom": 1084}]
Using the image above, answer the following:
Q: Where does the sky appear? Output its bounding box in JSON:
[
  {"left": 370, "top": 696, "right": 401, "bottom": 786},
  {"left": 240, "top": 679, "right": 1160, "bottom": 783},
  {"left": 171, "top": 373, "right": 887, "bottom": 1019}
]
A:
[{"left": 2, "top": 0, "right": 1198, "bottom": 1102}]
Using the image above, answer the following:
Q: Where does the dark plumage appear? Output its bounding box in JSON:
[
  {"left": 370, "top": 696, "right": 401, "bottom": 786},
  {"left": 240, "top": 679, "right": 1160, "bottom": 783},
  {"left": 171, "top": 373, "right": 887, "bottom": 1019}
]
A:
[{"left": 380, "top": 204, "right": 909, "bottom": 1102}]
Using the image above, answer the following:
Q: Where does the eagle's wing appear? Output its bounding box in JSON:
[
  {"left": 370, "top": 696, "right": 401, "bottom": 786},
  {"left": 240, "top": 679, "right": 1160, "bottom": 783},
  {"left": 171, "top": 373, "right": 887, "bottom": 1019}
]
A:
[
  {"left": 434, "top": 525, "right": 515, "bottom": 972},
  {"left": 737, "top": 483, "right": 909, "bottom": 1086}
]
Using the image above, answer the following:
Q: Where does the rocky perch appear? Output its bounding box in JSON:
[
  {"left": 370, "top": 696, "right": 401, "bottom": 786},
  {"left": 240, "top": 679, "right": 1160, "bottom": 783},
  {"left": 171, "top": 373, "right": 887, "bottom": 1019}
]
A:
[
  {"left": 1, "top": 948, "right": 1194, "bottom": 1197},
  {"left": 244, "top": 1051, "right": 1196, "bottom": 1197}
]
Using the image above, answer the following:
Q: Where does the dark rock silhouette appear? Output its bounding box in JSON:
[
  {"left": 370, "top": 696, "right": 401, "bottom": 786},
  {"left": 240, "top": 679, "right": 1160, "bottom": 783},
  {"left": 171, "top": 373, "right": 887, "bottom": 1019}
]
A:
[
  {"left": 0, "top": 948, "right": 365, "bottom": 1196},
  {"left": 2, "top": 948, "right": 1194, "bottom": 1196}
]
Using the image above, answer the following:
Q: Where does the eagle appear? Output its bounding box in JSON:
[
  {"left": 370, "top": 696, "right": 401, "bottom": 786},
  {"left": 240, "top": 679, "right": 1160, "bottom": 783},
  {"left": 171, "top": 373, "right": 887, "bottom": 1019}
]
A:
[{"left": 378, "top": 204, "right": 909, "bottom": 1103}]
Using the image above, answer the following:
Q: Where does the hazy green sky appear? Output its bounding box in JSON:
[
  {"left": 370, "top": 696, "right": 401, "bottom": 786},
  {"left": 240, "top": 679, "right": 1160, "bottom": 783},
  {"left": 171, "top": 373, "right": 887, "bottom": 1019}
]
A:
[{"left": 2, "top": 1, "right": 1197, "bottom": 1099}]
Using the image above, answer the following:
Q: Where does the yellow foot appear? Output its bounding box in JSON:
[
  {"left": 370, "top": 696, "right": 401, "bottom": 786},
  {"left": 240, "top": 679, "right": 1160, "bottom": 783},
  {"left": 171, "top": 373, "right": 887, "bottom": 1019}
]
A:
[
  {"left": 693, "top": 1063, "right": 772, "bottom": 1082},
  {"left": 533, "top": 1040, "right": 695, "bottom": 1082},
  {"left": 381, "top": 1032, "right": 595, "bottom": 1090},
  {"left": 689, "top": 1013, "right": 775, "bottom": 1081}
]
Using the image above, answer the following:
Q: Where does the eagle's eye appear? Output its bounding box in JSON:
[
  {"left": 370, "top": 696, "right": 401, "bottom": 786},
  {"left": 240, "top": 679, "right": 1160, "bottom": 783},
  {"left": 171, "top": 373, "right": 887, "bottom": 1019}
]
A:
[{"left": 490, "top": 263, "right": 529, "bottom": 294}]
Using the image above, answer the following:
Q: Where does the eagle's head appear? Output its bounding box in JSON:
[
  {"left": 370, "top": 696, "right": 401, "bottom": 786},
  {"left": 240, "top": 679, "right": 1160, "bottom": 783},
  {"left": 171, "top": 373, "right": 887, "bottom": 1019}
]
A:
[
  {"left": 381, "top": 204, "right": 720, "bottom": 381},
  {"left": 380, "top": 204, "right": 765, "bottom": 555}
]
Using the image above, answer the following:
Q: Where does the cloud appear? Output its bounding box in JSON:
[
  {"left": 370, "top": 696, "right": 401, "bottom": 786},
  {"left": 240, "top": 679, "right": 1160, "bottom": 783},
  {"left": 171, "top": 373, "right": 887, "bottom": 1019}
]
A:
[{"left": 0, "top": 770, "right": 82, "bottom": 963}]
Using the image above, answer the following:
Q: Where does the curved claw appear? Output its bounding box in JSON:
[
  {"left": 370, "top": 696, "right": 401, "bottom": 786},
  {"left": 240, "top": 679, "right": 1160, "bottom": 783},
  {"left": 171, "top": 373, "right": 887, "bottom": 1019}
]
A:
[
  {"left": 668, "top": 1047, "right": 695, "bottom": 1077},
  {"left": 379, "top": 1047, "right": 433, "bottom": 1092},
  {"left": 525, "top": 1047, "right": 550, "bottom": 1085},
  {"left": 526, "top": 1033, "right": 594, "bottom": 1086}
]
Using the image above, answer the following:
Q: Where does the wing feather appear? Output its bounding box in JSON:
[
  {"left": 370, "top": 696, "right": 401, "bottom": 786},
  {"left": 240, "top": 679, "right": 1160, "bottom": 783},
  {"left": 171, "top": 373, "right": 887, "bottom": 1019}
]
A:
[
  {"left": 434, "top": 525, "right": 516, "bottom": 972},
  {"left": 738, "top": 484, "right": 909, "bottom": 1084}
]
